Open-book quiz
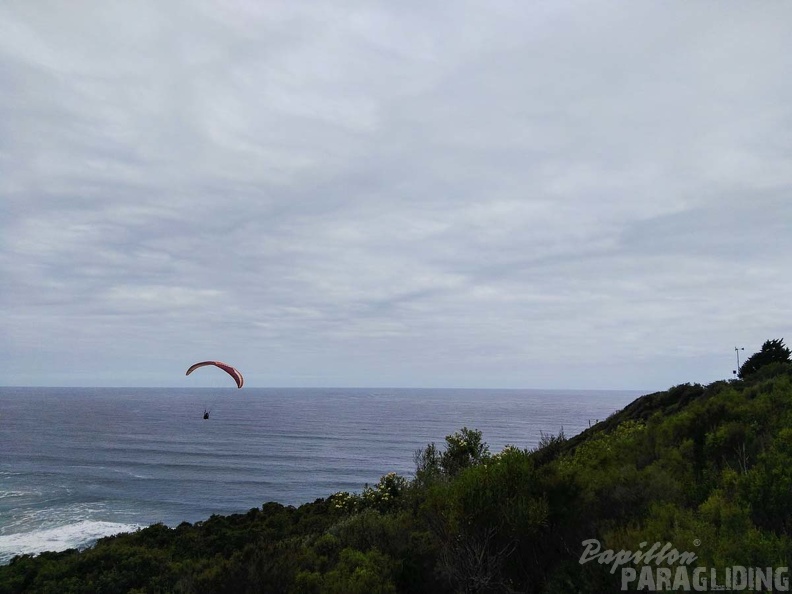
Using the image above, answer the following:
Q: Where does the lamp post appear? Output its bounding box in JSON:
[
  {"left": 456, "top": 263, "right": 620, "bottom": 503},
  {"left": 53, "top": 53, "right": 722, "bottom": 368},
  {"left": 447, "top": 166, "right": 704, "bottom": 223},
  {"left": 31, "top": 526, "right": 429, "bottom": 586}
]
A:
[{"left": 733, "top": 346, "right": 744, "bottom": 378}]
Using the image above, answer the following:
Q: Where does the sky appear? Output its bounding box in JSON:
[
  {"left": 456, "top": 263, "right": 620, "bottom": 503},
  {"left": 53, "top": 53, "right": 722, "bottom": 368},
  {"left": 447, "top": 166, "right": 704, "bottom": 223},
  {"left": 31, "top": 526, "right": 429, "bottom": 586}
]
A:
[{"left": 2, "top": 1, "right": 791, "bottom": 391}]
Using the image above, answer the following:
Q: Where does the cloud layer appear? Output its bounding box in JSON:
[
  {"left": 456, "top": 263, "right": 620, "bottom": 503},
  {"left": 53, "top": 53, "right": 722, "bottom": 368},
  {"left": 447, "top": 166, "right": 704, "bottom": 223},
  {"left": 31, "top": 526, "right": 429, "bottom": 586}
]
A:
[{"left": 2, "top": 1, "right": 791, "bottom": 389}]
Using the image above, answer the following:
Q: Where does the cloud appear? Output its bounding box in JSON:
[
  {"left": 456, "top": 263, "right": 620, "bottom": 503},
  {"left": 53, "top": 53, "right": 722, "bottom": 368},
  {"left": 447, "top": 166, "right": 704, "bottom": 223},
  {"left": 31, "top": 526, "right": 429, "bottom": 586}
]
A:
[{"left": 2, "top": 0, "right": 791, "bottom": 388}]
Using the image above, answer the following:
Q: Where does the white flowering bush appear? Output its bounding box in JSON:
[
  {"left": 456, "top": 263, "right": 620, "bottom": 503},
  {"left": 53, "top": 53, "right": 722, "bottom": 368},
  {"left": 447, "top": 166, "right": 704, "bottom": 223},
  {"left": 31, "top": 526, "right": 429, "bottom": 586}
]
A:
[
  {"left": 330, "top": 472, "right": 408, "bottom": 513},
  {"left": 489, "top": 444, "right": 527, "bottom": 462},
  {"left": 329, "top": 490, "right": 360, "bottom": 513},
  {"left": 440, "top": 427, "right": 490, "bottom": 477},
  {"left": 414, "top": 427, "right": 493, "bottom": 484},
  {"left": 362, "top": 472, "right": 407, "bottom": 511}
]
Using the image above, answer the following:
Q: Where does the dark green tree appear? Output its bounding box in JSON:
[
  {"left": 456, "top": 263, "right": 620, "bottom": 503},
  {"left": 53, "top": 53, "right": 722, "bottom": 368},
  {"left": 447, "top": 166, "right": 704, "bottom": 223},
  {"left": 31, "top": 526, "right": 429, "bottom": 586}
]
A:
[{"left": 739, "top": 338, "right": 791, "bottom": 378}]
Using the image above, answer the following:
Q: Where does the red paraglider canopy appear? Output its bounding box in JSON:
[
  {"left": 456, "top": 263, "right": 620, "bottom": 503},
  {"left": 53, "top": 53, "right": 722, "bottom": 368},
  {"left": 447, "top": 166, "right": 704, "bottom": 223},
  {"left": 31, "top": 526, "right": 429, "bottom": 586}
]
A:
[{"left": 185, "top": 361, "right": 244, "bottom": 388}]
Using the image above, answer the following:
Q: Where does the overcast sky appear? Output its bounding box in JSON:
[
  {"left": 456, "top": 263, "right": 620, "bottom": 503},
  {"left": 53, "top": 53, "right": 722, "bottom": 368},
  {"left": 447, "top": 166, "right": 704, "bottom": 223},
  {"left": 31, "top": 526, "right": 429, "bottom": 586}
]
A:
[{"left": 2, "top": 1, "right": 790, "bottom": 390}]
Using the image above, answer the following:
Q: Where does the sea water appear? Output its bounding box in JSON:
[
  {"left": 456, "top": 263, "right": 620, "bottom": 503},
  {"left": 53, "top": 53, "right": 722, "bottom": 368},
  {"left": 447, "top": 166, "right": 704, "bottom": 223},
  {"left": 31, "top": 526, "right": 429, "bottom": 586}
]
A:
[{"left": 0, "top": 386, "right": 642, "bottom": 563}]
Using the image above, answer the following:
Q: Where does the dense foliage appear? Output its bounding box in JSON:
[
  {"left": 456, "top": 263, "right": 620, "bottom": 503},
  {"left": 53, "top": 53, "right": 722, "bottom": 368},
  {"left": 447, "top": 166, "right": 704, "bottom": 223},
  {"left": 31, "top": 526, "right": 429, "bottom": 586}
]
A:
[
  {"left": 738, "top": 338, "right": 791, "bottom": 378},
  {"left": 3, "top": 361, "right": 792, "bottom": 593}
]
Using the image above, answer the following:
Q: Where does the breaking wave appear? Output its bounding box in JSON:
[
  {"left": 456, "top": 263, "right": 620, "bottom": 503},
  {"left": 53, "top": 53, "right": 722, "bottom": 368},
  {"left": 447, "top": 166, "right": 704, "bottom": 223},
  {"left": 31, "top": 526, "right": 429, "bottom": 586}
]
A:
[{"left": 0, "top": 520, "right": 140, "bottom": 565}]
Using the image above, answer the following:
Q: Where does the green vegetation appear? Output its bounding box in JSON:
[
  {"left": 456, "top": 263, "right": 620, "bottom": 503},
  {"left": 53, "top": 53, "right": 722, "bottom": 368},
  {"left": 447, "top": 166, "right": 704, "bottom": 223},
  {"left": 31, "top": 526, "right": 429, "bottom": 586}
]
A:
[
  {"left": 739, "top": 338, "right": 791, "bottom": 379},
  {"left": 3, "top": 350, "right": 792, "bottom": 593}
]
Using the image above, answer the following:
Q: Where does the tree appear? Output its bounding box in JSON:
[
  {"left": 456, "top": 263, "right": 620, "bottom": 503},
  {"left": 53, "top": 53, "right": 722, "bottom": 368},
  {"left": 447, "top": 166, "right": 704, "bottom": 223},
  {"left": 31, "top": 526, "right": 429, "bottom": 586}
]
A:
[
  {"left": 738, "top": 339, "right": 791, "bottom": 378},
  {"left": 414, "top": 428, "right": 490, "bottom": 483}
]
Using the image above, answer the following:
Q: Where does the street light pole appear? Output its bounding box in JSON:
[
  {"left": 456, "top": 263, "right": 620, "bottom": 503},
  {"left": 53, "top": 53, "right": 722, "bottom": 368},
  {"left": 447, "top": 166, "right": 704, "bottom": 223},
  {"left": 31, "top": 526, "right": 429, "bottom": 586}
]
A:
[{"left": 733, "top": 346, "right": 744, "bottom": 378}]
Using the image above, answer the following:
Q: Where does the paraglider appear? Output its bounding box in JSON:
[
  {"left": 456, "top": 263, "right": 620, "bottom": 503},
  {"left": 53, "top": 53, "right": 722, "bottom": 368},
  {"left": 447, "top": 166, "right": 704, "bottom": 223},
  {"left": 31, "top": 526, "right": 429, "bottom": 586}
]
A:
[
  {"left": 186, "top": 361, "right": 244, "bottom": 419},
  {"left": 185, "top": 361, "right": 244, "bottom": 388}
]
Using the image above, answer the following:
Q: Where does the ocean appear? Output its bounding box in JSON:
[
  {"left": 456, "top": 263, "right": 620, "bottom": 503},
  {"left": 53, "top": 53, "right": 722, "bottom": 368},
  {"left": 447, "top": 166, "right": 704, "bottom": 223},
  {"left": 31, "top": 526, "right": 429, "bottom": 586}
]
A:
[{"left": 0, "top": 386, "right": 642, "bottom": 564}]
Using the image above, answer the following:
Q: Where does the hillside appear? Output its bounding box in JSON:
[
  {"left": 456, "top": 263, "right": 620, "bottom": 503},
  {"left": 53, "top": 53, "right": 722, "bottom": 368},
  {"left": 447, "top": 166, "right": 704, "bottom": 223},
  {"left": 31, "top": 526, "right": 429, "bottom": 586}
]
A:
[{"left": 3, "top": 362, "right": 792, "bottom": 593}]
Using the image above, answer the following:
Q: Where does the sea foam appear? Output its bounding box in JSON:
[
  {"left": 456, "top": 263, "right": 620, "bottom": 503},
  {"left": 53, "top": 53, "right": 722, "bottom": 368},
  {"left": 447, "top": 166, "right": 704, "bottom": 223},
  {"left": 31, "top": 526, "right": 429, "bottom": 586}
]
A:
[{"left": 0, "top": 520, "right": 140, "bottom": 565}]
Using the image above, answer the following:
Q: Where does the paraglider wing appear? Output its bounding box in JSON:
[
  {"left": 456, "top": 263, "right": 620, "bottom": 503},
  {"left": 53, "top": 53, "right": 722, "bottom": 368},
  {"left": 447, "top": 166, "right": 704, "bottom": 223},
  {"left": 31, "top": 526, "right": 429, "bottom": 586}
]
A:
[{"left": 185, "top": 361, "right": 244, "bottom": 388}]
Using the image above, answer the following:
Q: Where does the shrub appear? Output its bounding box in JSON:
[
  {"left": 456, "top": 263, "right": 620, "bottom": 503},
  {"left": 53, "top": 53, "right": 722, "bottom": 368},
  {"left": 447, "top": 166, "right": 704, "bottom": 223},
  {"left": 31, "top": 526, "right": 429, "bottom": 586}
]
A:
[{"left": 739, "top": 339, "right": 791, "bottom": 379}]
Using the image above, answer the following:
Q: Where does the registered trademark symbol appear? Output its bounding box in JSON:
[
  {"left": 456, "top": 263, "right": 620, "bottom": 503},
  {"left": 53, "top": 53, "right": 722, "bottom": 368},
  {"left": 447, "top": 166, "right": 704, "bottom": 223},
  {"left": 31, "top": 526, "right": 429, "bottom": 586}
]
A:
[{"left": 693, "top": 539, "right": 701, "bottom": 547}]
